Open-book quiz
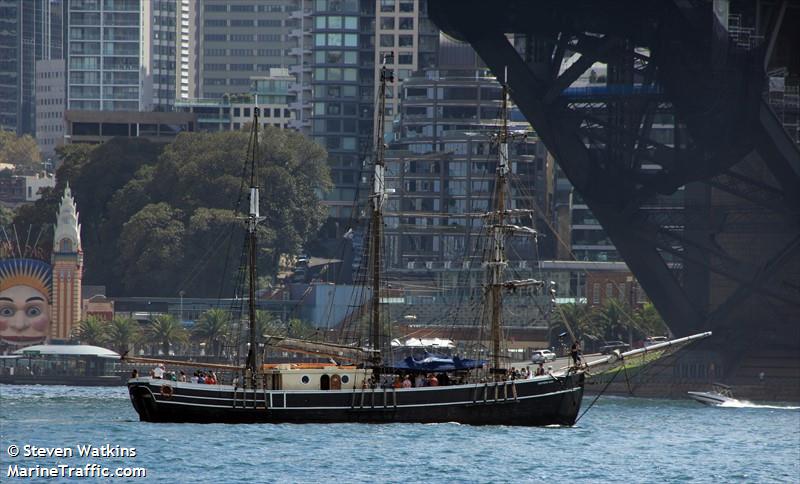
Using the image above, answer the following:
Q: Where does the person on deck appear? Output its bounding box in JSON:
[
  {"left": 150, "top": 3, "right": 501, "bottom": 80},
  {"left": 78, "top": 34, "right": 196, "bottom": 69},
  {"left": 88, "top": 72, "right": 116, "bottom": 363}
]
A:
[
  {"left": 153, "top": 363, "right": 165, "bottom": 379},
  {"left": 570, "top": 342, "right": 581, "bottom": 367},
  {"left": 535, "top": 363, "right": 545, "bottom": 376},
  {"left": 427, "top": 374, "right": 439, "bottom": 386},
  {"left": 402, "top": 375, "right": 412, "bottom": 388}
]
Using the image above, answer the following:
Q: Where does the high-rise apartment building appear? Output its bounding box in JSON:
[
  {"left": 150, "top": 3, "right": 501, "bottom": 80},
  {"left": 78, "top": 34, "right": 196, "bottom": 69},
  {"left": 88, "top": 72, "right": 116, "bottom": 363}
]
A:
[
  {"left": 145, "top": 0, "right": 178, "bottom": 110},
  {"left": 287, "top": 0, "right": 375, "bottom": 228},
  {"left": 176, "top": 0, "right": 197, "bottom": 101},
  {"left": 383, "top": 45, "right": 552, "bottom": 288},
  {"left": 372, "top": 0, "right": 438, "bottom": 139},
  {"left": 66, "top": 0, "right": 177, "bottom": 112},
  {"left": 35, "top": 59, "right": 66, "bottom": 158},
  {"left": 0, "top": 0, "right": 64, "bottom": 135},
  {"left": 196, "top": 1, "right": 294, "bottom": 99},
  {"left": 176, "top": 68, "right": 295, "bottom": 132},
  {"left": 287, "top": 0, "right": 438, "bottom": 238}
]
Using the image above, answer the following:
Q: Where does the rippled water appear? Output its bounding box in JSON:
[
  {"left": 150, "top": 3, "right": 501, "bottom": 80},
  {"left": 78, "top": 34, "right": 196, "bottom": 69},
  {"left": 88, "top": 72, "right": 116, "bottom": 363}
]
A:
[{"left": 1, "top": 385, "right": 799, "bottom": 483}]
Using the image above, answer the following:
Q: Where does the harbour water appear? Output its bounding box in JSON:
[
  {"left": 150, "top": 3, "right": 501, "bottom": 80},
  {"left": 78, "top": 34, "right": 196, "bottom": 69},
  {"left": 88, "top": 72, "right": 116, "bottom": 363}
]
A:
[{"left": 1, "top": 385, "right": 799, "bottom": 483}]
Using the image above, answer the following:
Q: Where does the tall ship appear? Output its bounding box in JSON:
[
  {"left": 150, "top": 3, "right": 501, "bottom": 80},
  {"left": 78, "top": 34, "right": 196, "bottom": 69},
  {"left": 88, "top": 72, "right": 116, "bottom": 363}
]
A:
[{"left": 126, "top": 66, "right": 709, "bottom": 425}]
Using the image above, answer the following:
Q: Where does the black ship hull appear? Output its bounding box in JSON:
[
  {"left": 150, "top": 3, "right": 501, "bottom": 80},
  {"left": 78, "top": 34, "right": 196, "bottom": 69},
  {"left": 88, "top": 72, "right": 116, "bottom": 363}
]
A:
[{"left": 127, "top": 373, "right": 584, "bottom": 426}]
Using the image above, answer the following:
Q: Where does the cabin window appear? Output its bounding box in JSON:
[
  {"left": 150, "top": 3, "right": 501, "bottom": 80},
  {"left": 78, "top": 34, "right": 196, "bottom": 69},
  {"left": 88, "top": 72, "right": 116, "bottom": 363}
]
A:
[
  {"left": 301, "top": 375, "right": 310, "bottom": 384},
  {"left": 341, "top": 375, "right": 349, "bottom": 384}
]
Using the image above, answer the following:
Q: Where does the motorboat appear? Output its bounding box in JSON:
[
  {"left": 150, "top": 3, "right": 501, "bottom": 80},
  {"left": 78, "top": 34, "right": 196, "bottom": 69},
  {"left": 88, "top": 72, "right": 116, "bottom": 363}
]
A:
[{"left": 687, "top": 382, "right": 737, "bottom": 406}]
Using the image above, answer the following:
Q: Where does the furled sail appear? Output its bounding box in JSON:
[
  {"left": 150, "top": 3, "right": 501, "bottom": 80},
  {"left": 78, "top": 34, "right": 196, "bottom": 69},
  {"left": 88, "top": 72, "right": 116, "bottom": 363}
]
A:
[{"left": 263, "top": 335, "right": 377, "bottom": 362}]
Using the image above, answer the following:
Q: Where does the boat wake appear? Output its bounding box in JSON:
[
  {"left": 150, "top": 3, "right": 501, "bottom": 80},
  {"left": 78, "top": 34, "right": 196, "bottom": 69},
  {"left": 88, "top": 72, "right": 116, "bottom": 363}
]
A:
[{"left": 718, "top": 400, "right": 800, "bottom": 410}]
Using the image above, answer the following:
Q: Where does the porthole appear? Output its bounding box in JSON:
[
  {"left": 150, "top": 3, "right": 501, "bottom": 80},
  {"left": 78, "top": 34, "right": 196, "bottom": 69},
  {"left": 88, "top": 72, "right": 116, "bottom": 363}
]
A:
[
  {"left": 341, "top": 375, "right": 350, "bottom": 384},
  {"left": 301, "top": 375, "right": 310, "bottom": 384}
]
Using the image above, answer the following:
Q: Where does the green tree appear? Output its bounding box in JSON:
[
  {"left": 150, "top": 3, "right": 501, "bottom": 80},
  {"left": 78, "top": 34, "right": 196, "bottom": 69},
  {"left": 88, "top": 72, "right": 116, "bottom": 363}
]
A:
[
  {"left": 0, "top": 131, "right": 41, "bottom": 168},
  {"left": 550, "top": 303, "right": 593, "bottom": 345},
  {"left": 75, "top": 316, "right": 108, "bottom": 346},
  {"left": 69, "top": 139, "right": 163, "bottom": 288},
  {"left": 0, "top": 205, "right": 14, "bottom": 227},
  {"left": 10, "top": 129, "right": 329, "bottom": 297},
  {"left": 55, "top": 143, "right": 95, "bottom": 182},
  {"left": 145, "top": 314, "right": 188, "bottom": 356},
  {"left": 12, "top": 143, "right": 96, "bottom": 256},
  {"left": 117, "top": 203, "right": 185, "bottom": 294},
  {"left": 631, "top": 302, "right": 669, "bottom": 337},
  {"left": 590, "top": 299, "right": 627, "bottom": 340},
  {"left": 106, "top": 316, "right": 141, "bottom": 354},
  {"left": 193, "top": 308, "right": 231, "bottom": 357},
  {"left": 178, "top": 207, "right": 243, "bottom": 296}
]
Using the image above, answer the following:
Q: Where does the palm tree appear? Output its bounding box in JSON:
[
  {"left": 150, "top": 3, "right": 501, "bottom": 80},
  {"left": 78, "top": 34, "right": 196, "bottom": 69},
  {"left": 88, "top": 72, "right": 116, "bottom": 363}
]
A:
[
  {"left": 591, "top": 298, "right": 631, "bottom": 341},
  {"left": 631, "top": 302, "right": 669, "bottom": 337},
  {"left": 193, "top": 308, "right": 231, "bottom": 356},
  {"left": 146, "top": 314, "right": 188, "bottom": 356},
  {"left": 286, "top": 318, "right": 318, "bottom": 340},
  {"left": 75, "top": 316, "right": 108, "bottom": 347},
  {"left": 549, "top": 303, "right": 592, "bottom": 346},
  {"left": 106, "top": 316, "right": 141, "bottom": 355}
]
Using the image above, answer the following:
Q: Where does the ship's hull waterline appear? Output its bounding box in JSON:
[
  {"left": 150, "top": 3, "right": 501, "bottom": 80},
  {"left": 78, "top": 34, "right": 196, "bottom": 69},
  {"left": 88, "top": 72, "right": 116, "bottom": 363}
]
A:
[{"left": 128, "top": 373, "right": 584, "bottom": 426}]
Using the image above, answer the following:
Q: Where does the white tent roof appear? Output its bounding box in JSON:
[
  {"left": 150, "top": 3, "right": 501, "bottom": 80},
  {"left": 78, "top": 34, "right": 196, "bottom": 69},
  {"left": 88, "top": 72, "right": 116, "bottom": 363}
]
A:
[
  {"left": 13, "top": 344, "right": 120, "bottom": 359},
  {"left": 391, "top": 337, "right": 455, "bottom": 348}
]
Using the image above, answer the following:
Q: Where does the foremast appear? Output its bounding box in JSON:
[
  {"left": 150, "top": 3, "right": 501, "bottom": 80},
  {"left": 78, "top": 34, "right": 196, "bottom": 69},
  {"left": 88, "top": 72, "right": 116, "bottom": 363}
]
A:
[
  {"left": 368, "top": 64, "right": 394, "bottom": 371},
  {"left": 487, "top": 76, "right": 542, "bottom": 375},
  {"left": 245, "top": 108, "right": 264, "bottom": 379}
]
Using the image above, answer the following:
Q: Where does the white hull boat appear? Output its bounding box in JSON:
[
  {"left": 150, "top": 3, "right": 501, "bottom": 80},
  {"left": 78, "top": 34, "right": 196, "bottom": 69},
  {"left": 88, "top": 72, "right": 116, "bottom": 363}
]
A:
[{"left": 688, "top": 383, "right": 736, "bottom": 406}]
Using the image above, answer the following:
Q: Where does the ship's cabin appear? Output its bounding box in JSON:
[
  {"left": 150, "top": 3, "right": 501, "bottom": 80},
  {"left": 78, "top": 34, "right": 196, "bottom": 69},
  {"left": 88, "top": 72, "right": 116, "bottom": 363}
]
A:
[{"left": 261, "top": 363, "right": 371, "bottom": 391}]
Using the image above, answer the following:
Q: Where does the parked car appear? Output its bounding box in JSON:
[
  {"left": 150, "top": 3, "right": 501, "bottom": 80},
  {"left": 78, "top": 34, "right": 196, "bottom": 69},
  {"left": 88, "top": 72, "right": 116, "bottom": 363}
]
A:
[
  {"left": 599, "top": 341, "right": 630, "bottom": 355},
  {"left": 531, "top": 349, "right": 557, "bottom": 364},
  {"left": 644, "top": 336, "right": 668, "bottom": 347}
]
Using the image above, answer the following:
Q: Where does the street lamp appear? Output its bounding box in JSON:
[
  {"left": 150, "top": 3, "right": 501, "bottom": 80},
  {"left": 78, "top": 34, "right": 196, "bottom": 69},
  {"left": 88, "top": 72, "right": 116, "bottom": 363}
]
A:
[{"left": 179, "top": 291, "right": 185, "bottom": 323}]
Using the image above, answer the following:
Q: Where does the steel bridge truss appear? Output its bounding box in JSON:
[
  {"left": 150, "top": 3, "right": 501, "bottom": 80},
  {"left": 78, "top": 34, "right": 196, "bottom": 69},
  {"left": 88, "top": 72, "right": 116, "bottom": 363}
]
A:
[{"left": 429, "top": 0, "right": 800, "bottom": 336}]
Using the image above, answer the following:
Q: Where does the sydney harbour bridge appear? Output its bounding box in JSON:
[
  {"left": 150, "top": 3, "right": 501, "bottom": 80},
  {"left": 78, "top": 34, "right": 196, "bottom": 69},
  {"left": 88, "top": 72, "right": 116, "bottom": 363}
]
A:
[{"left": 428, "top": 0, "right": 799, "bottom": 395}]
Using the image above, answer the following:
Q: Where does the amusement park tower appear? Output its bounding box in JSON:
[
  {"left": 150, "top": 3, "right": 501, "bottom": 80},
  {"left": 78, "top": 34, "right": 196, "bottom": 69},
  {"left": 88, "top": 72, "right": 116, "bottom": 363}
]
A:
[{"left": 50, "top": 185, "right": 83, "bottom": 340}]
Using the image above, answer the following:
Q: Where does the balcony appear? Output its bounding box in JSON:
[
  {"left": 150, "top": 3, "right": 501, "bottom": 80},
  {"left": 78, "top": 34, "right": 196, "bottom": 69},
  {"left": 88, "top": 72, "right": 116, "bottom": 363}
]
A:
[
  {"left": 289, "top": 9, "right": 312, "bottom": 20},
  {"left": 289, "top": 47, "right": 312, "bottom": 57}
]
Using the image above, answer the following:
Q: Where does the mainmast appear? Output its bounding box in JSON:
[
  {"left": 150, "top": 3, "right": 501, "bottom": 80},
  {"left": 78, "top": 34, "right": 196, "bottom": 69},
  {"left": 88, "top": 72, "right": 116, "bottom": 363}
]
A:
[
  {"left": 245, "top": 107, "right": 264, "bottom": 378},
  {"left": 487, "top": 80, "right": 511, "bottom": 373},
  {"left": 487, "top": 73, "right": 541, "bottom": 375},
  {"left": 369, "top": 63, "right": 394, "bottom": 370}
]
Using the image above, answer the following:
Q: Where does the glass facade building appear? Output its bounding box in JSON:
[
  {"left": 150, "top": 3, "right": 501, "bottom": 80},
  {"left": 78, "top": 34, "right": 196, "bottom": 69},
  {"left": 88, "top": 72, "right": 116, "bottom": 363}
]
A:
[
  {"left": 67, "top": 0, "right": 177, "bottom": 112},
  {"left": 0, "top": 0, "right": 64, "bottom": 134},
  {"left": 384, "top": 64, "right": 552, "bottom": 287}
]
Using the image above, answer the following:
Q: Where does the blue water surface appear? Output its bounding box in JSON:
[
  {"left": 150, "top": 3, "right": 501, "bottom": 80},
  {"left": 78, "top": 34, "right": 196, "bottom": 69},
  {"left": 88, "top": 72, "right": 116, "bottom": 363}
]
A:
[{"left": 1, "top": 385, "right": 799, "bottom": 483}]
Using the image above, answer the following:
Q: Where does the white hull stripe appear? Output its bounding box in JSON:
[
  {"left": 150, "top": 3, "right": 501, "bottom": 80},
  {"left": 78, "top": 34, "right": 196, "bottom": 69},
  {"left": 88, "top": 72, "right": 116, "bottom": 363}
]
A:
[{"left": 151, "top": 386, "right": 582, "bottom": 410}]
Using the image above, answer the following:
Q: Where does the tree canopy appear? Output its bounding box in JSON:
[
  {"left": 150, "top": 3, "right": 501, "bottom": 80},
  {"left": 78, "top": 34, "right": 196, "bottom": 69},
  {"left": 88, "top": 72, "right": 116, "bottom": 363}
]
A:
[
  {"left": 0, "top": 131, "right": 41, "bottom": 168},
  {"left": 550, "top": 300, "right": 668, "bottom": 348},
  {"left": 12, "top": 129, "right": 330, "bottom": 297}
]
